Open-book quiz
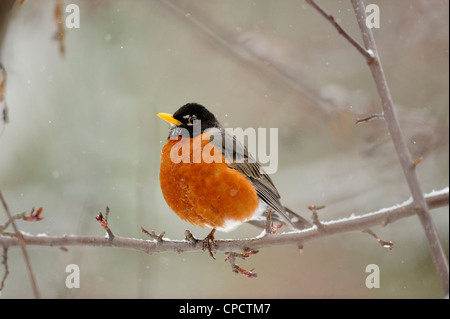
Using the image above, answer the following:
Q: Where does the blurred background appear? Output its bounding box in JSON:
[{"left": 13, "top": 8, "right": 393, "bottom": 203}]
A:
[{"left": 0, "top": 0, "right": 448, "bottom": 298}]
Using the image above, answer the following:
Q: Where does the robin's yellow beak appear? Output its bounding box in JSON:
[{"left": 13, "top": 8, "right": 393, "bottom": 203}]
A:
[{"left": 157, "top": 113, "right": 183, "bottom": 126}]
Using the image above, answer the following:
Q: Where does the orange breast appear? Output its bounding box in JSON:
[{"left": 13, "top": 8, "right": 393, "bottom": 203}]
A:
[{"left": 159, "top": 133, "right": 258, "bottom": 230}]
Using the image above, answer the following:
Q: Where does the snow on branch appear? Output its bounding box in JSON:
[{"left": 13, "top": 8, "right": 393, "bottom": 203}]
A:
[{"left": 1, "top": 188, "right": 447, "bottom": 256}]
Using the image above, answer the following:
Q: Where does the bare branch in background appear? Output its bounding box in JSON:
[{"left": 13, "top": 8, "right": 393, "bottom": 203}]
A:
[
  {"left": 351, "top": 0, "right": 448, "bottom": 295},
  {"left": 0, "top": 190, "right": 40, "bottom": 298},
  {"left": 54, "top": 0, "right": 66, "bottom": 57},
  {"left": 305, "top": 0, "right": 376, "bottom": 64},
  {"left": 0, "top": 64, "right": 8, "bottom": 134},
  {"left": 156, "top": 0, "right": 341, "bottom": 119},
  {"left": 306, "top": 0, "right": 449, "bottom": 294},
  {"left": 0, "top": 247, "right": 9, "bottom": 292}
]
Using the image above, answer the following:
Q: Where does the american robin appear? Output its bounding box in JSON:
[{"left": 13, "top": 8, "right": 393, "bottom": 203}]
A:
[{"left": 157, "top": 103, "right": 311, "bottom": 254}]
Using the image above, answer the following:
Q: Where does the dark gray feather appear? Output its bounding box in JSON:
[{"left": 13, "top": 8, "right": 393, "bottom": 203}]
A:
[{"left": 208, "top": 128, "right": 310, "bottom": 230}]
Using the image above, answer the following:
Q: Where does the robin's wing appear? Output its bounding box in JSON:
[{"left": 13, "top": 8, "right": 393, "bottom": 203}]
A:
[{"left": 208, "top": 128, "right": 310, "bottom": 230}]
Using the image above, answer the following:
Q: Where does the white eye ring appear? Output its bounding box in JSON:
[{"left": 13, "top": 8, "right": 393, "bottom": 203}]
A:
[{"left": 186, "top": 115, "right": 197, "bottom": 126}]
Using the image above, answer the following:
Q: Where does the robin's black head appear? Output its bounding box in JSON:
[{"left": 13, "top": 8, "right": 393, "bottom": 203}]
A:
[{"left": 157, "top": 103, "right": 222, "bottom": 138}]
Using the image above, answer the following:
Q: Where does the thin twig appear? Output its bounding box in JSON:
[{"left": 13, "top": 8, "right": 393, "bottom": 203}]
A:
[
  {"left": 0, "top": 207, "right": 44, "bottom": 233},
  {"left": 0, "top": 190, "right": 40, "bottom": 298},
  {"left": 104, "top": 206, "right": 111, "bottom": 221},
  {"left": 264, "top": 210, "right": 273, "bottom": 234},
  {"left": 184, "top": 230, "right": 198, "bottom": 245},
  {"left": 0, "top": 64, "right": 6, "bottom": 103},
  {"left": 363, "top": 229, "right": 393, "bottom": 250},
  {"left": 412, "top": 157, "right": 423, "bottom": 168},
  {"left": 141, "top": 227, "right": 165, "bottom": 243},
  {"left": 355, "top": 113, "right": 384, "bottom": 124},
  {"left": 0, "top": 246, "right": 9, "bottom": 292},
  {"left": 305, "top": 0, "right": 376, "bottom": 64},
  {"left": 225, "top": 250, "right": 259, "bottom": 278},
  {"left": 0, "top": 64, "right": 8, "bottom": 136},
  {"left": 262, "top": 209, "right": 283, "bottom": 234},
  {"left": 96, "top": 206, "right": 115, "bottom": 241},
  {"left": 53, "top": 0, "right": 65, "bottom": 57},
  {"left": 308, "top": 205, "right": 326, "bottom": 231}
]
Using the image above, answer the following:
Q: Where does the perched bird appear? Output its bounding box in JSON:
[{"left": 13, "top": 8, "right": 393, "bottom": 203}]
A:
[{"left": 157, "top": 103, "right": 310, "bottom": 254}]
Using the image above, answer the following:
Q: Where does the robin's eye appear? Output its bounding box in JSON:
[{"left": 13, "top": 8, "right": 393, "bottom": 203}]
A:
[{"left": 186, "top": 115, "right": 197, "bottom": 125}]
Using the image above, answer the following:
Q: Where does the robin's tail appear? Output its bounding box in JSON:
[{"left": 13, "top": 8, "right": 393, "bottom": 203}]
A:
[
  {"left": 247, "top": 206, "right": 312, "bottom": 231},
  {"left": 283, "top": 206, "right": 312, "bottom": 230}
]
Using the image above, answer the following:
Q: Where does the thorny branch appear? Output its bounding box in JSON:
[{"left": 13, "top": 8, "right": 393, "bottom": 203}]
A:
[{"left": 355, "top": 113, "right": 384, "bottom": 124}]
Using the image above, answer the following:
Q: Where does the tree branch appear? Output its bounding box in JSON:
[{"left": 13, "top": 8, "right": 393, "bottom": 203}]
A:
[
  {"left": 306, "top": 0, "right": 449, "bottom": 296},
  {"left": 305, "top": 0, "right": 376, "bottom": 64},
  {"left": 0, "top": 190, "right": 40, "bottom": 298},
  {"left": 1, "top": 188, "right": 447, "bottom": 256},
  {"left": 350, "top": 0, "right": 449, "bottom": 295}
]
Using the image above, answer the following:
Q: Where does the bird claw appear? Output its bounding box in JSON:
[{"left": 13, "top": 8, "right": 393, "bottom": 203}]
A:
[{"left": 202, "top": 228, "right": 217, "bottom": 259}]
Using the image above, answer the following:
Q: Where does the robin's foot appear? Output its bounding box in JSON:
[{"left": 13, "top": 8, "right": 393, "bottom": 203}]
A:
[{"left": 202, "top": 228, "right": 217, "bottom": 259}]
